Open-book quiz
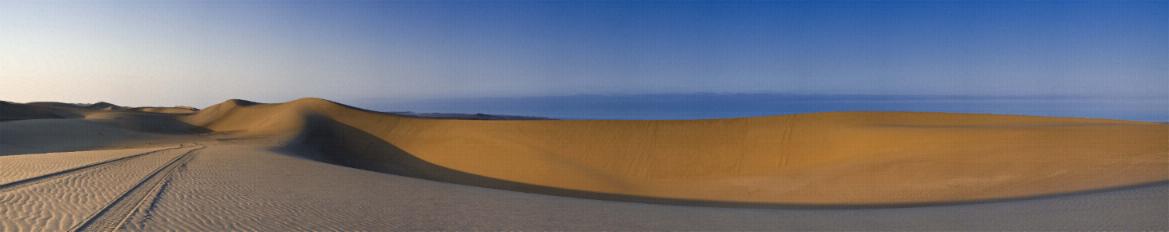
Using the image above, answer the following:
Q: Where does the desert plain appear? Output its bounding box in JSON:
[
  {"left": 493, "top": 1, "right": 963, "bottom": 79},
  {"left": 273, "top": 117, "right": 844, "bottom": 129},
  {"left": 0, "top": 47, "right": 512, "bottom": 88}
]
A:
[{"left": 0, "top": 98, "right": 1166, "bottom": 230}]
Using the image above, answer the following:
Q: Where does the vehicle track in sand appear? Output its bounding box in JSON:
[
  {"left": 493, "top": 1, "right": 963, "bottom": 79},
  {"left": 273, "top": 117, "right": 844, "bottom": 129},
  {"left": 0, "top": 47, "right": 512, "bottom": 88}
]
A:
[
  {"left": 0, "top": 144, "right": 201, "bottom": 231},
  {"left": 0, "top": 145, "right": 184, "bottom": 191},
  {"left": 70, "top": 144, "right": 204, "bottom": 232}
]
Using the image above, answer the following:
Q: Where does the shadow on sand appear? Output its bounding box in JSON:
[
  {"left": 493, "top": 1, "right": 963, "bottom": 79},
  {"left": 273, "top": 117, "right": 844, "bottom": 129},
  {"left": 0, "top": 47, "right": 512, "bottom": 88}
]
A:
[{"left": 268, "top": 114, "right": 1169, "bottom": 209}]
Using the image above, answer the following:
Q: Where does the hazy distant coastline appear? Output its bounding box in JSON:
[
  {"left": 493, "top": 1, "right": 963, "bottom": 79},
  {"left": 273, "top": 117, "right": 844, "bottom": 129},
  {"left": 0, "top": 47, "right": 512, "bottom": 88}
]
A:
[{"left": 351, "top": 93, "right": 1169, "bottom": 122}]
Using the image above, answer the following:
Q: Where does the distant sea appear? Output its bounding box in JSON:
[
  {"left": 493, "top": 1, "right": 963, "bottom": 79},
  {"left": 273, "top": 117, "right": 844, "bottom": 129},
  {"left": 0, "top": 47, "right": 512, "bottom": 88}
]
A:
[{"left": 350, "top": 94, "right": 1169, "bottom": 122}]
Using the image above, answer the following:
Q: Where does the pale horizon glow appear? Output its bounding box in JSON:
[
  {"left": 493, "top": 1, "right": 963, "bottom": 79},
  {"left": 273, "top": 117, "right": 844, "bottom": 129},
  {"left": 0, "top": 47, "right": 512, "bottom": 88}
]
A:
[{"left": 1, "top": 1, "right": 1166, "bottom": 108}]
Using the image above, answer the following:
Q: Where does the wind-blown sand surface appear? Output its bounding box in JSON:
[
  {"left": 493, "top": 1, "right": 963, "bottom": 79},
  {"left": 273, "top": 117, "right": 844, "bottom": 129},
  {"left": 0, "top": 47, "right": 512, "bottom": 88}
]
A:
[
  {"left": 0, "top": 147, "right": 168, "bottom": 184},
  {"left": 0, "top": 145, "right": 197, "bottom": 231},
  {"left": 0, "top": 98, "right": 1166, "bottom": 230}
]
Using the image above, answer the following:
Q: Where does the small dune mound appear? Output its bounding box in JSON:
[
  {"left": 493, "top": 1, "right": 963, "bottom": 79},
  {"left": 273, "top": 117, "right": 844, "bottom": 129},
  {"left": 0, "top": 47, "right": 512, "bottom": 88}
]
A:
[
  {"left": 85, "top": 111, "right": 208, "bottom": 134},
  {"left": 86, "top": 102, "right": 125, "bottom": 111},
  {"left": 181, "top": 98, "right": 1169, "bottom": 206},
  {"left": 0, "top": 118, "right": 178, "bottom": 155},
  {"left": 3, "top": 100, "right": 196, "bottom": 122},
  {"left": 223, "top": 99, "right": 259, "bottom": 107},
  {"left": 130, "top": 106, "right": 199, "bottom": 114},
  {"left": 6, "top": 100, "right": 146, "bottom": 120},
  {"left": 184, "top": 98, "right": 334, "bottom": 137}
]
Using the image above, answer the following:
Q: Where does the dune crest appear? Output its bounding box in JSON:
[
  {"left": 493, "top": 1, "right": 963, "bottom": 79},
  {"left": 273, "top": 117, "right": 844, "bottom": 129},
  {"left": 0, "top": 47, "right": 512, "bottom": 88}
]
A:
[
  {"left": 169, "top": 98, "right": 1169, "bottom": 205},
  {"left": 3, "top": 98, "right": 1166, "bottom": 229}
]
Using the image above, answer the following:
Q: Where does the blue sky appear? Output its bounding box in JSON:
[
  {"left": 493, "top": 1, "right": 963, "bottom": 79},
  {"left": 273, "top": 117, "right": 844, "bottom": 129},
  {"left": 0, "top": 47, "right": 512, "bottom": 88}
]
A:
[{"left": 0, "top": 0, "right": 1165, "bottom": 107}]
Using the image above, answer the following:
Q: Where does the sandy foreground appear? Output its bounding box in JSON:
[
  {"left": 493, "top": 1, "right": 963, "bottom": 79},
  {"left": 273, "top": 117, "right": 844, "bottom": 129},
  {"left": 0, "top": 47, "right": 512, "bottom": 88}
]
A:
[{"left": 0, "top": 98, "right": 1166, "bottom": 230}]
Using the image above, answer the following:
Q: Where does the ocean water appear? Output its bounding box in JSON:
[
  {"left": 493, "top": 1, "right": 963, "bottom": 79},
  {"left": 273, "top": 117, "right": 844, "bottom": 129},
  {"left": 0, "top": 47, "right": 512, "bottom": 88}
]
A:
[{"left": 351, "top": 94, "right": 1169, "bottom": 122}]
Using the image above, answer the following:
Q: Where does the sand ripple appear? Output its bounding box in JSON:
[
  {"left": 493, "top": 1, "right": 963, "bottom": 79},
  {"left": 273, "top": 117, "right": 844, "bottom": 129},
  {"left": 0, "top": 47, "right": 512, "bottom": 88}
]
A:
[
  {"left": 0, "top": 146, "right": 190, "bottom": 231},
  {"left": 127, "top": 144, "right": 1168, "bottom": 230},
  {"left": 0, "top": 147, "right": 168, "bottom": 185}
]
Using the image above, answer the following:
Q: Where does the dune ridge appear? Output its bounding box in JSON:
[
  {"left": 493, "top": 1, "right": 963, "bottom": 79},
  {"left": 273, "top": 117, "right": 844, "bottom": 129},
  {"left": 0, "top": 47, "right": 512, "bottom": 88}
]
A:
[
  {"left": 4, "top": 98, "right": 1165, "bottom": 229},
  {"left": 161, "top": 98, "right": 1167, "bottom": 205},
  {"left": 2, "top": 98, "right": 1165, "bottom": 205},
  {"left": 1, "top": 101, "right": 73, "bottom": 121}
]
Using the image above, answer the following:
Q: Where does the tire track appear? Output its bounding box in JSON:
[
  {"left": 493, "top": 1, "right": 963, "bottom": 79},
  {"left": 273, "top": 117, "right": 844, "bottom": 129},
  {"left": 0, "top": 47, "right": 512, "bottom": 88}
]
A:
[
  {"left": 70, "top": 144, "right": 204, "bottom": 232},
  {"left": 0, "top": 145, "right": 185, "bottom": 191}
]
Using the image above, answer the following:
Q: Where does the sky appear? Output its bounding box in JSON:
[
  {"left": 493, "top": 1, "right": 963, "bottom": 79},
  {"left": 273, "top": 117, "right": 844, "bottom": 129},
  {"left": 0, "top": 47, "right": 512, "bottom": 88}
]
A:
[{"left": 0, "top": 0, "right": 1165, "bottom": 107}]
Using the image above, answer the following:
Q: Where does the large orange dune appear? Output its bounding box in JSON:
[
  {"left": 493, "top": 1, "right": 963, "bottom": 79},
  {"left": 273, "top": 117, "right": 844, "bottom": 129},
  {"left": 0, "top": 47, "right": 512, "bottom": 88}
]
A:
[
  {"left": 160, "top": 98, "right": 1168, "bottom": 205},
  {"left": 2, "top": 98, "right": 1167, "bottom": 230}
]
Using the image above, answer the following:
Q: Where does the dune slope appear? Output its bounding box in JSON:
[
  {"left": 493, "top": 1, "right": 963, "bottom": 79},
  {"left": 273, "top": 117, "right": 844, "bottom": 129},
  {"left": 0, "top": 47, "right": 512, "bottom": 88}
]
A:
[
  {"left": 127, "top": 143, "right": 1169, "bottom": 230},
  {"left": 178, "top": 98, "right": 1168, "bottom": 205},
  {"left": 1, "top": 101, "right": 73, "bottom": 121},
  {"left": 0, "top": 102, "right": 204, "bottom": 155},
  {"left": 3, "top": 98, "right": 1165, "bottom": 229}
]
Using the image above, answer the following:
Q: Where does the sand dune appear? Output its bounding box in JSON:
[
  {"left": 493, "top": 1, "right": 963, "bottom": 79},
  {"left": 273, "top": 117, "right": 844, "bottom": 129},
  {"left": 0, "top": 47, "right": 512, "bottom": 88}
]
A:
[
  {"left": 1, "top": 101, "right": 73, "bottom": 121},
  {"left": 171, "top": 98, "right": 1169, "bottom": 205},
  {"left": 3, "top": 98, "right": 1167, "bottom": 205},
  {"left": 124, "top": 143, "right": 1169, "bottom": 230},
  {"left": 1, "top": 97, "right": 1166, "bottom": 229},
  {"left": 128, "top": 106, "right": 199, "bottom": 114},
  {"left": 0, "top": 102, "right": 202, "bottom": 155},
  {"left": 1, "top": 141, "right": 1162, "bottom": 230},
  {"left": 0, "top": 119, "right": 192, "bottom": 155}
]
